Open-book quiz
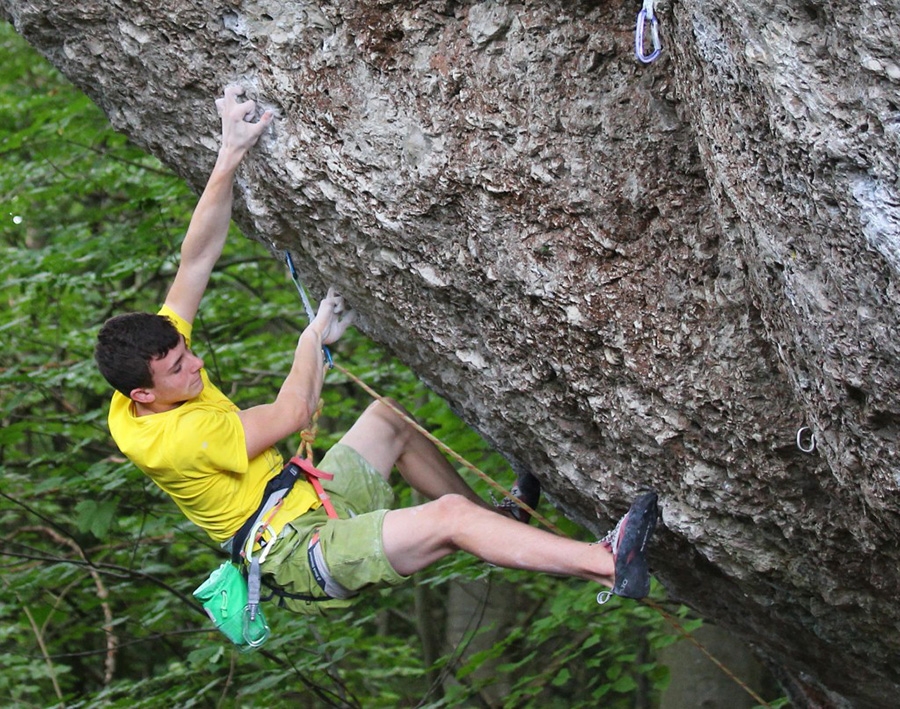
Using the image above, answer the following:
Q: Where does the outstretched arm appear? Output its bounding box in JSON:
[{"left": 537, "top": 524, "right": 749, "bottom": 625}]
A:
[{"left": 164, "top": 86, "right": 274, "bottom": 324}]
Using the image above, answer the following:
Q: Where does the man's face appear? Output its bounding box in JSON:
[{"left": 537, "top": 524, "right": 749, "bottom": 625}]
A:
[{"left": 144, "top": 336, "right": 205, "bottom": 409}]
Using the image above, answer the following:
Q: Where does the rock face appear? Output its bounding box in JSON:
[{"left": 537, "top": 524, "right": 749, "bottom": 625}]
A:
[{"left": 2, "top": 0, "right": 897, "bottom": 705}]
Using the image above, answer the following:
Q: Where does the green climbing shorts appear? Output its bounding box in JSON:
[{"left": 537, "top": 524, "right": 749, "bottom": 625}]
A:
[{"left": 260, "top": 444, "right": 409, "bottom": 616}]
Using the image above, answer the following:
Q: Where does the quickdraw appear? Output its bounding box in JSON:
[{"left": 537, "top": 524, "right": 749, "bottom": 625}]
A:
[{"left": 285, "top": 250, "right": 334, "bottom": 368}]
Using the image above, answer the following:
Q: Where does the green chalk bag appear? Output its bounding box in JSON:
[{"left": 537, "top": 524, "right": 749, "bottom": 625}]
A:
[{"left": 193, "top": 561, "right": 270, "bottom": 650}]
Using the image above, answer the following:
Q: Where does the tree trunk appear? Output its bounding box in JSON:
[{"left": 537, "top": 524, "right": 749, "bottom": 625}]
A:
[
  {"left": 443, "top": 578, "right": 513, "bottom": 706},
  {"left": 3, "top": 1, "right": 898, "bottom": 705}
]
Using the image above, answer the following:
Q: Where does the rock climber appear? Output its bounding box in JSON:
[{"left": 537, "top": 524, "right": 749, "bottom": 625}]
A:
[{"left": 94, "top": 85, "right": 659, "bottom": 616}]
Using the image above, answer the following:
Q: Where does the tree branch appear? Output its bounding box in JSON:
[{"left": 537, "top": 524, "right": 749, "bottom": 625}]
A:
[{"left": 22, "top": 525, "right": 118, "bottom": 684}]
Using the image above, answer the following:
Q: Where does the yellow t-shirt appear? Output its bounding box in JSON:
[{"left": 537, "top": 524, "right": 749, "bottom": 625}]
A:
[{"left": 107, "top": 305, "right": 319, "bottom": 542}]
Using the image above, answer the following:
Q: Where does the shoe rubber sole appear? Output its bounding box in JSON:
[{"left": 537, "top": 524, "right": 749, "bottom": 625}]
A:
[{"left": 611, "top": 491, "right": 658, "bottom": 599}]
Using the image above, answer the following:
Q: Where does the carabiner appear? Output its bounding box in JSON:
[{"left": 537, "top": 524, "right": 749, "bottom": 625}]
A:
[
  {"left": 635, "top": 0, "right": 662, "bottom": 64},
  {"left": 796, "top": 426, "right": 816, "bottom": 454},
  {"left": 242, "top": 606, "right": 271, "bottom": 648}
]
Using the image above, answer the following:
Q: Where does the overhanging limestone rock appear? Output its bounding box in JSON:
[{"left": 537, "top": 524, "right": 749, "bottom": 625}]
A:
[{"left": 3, "top": 1, "right": 897, "bottom": 705}]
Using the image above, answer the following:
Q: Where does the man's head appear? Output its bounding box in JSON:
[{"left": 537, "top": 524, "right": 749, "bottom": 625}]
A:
[{"left": 95, "top": 313, "right": 204, "bottom": 408}]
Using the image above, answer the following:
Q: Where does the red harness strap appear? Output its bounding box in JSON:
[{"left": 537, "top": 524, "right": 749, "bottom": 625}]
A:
[{"left": 289, "top": 456, "right": 339, "bottom": 519}]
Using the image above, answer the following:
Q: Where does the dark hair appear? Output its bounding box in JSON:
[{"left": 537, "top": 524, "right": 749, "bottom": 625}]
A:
[{"left": 95, "top": 313, "right": 181, "bottom": 397}]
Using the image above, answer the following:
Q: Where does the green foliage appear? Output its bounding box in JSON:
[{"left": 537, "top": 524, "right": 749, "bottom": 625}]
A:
[{"left": 0, "top": 21, "right": 707, "bottom": 708}]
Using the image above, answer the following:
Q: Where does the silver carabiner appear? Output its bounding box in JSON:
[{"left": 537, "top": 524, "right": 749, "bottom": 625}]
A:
[
  {"left": 242, "top": 606, "right": 271, "bottom": 648},
  {"left": 635, "top": 0, "right": 662, "bottom": 64},
  {"left": 796, "top": 426, "right": 816, "bottom": 453}
]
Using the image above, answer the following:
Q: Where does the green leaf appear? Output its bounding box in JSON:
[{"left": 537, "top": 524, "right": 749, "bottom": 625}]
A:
[
  {"left": 612, "top": 674, "right": 638, "bottom": 693},
  {"left": 74, "top": 498, "right": 117, "bottom": 539},
  {"left": 186, "top": 646, "right": 224, "bottom": 667},
  {"left": 551, "top": 668, "right": 571, "bottom": 686}
]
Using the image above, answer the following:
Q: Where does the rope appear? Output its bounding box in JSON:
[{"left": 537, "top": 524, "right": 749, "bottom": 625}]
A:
[
  {"left": 642, "top": 598, "right": 771, "bottom": 707},
  {"left": 328, "top": 360, "right": 772, "bottom": 708},
  {"left": 332, "top": 362, "right": 559, "bottom": 534},
  {"left": 297, "top": 396, "right": 325, "bottom": 464}
]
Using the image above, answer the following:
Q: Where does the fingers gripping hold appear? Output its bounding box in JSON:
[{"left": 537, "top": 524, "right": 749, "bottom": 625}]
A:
[
  {"left": 216, "top": 85, "right": 258, "bottom": 116},
  {"left": 215, "top": 85, "right": 275, "bottom": 153},
  {"left": 314, "top": 287, "right": 356, "bottom": 345}
]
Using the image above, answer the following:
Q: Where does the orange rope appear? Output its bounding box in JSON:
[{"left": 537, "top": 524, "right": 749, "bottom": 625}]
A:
[
  {"left": 296, "top": 397, "right": 324, "bottom": 463},
  {"left": 333, "top": 362, "right": 558, "bottom": 533},
  {"left": 642, "top": 598, "right": 770, "bottom": 707}
]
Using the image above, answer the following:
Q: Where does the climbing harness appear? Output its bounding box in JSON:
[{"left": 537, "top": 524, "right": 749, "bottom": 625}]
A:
[
  {"left": 193, "top": 462, "right": 304, "bottom": 650},
  {"left": 233, "top": 430, "right": 344, "bottom": 613},
  {"left": 635, "top": 0, "right": 662, "bottom": 63},
  {"left": 796, "top": 425, "right": 816, "bottom": 453},
  {"left": 285, "top": 250, "right": 334, "bottom": 368},
  {"left": 194, "top": 398, "right": 345, "bottom": 649},
  {"left": 229, "top": 456, "right": 301, "bottom": 622}
]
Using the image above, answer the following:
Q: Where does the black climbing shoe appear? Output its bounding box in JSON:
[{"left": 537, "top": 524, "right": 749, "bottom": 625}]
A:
[
  {"left": 596, "top": 491, "right": 658, "bottom": 603},
  {"left": 494, "top": 471, "right": 541, "bottom": 524}
]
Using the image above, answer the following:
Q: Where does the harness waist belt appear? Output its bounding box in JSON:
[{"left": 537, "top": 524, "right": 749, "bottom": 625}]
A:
[
  {"left": 289, "top": 456, "right": 339, "bottom": 519},
  {"left": 229, "top": 455, "right": 343, "bottom": 616},
  {"left": 229, "top": 456, "right": 341, "bottom": 564},
  {"left": 229, "top": 462, "right": 300, "bottom": 566}
]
